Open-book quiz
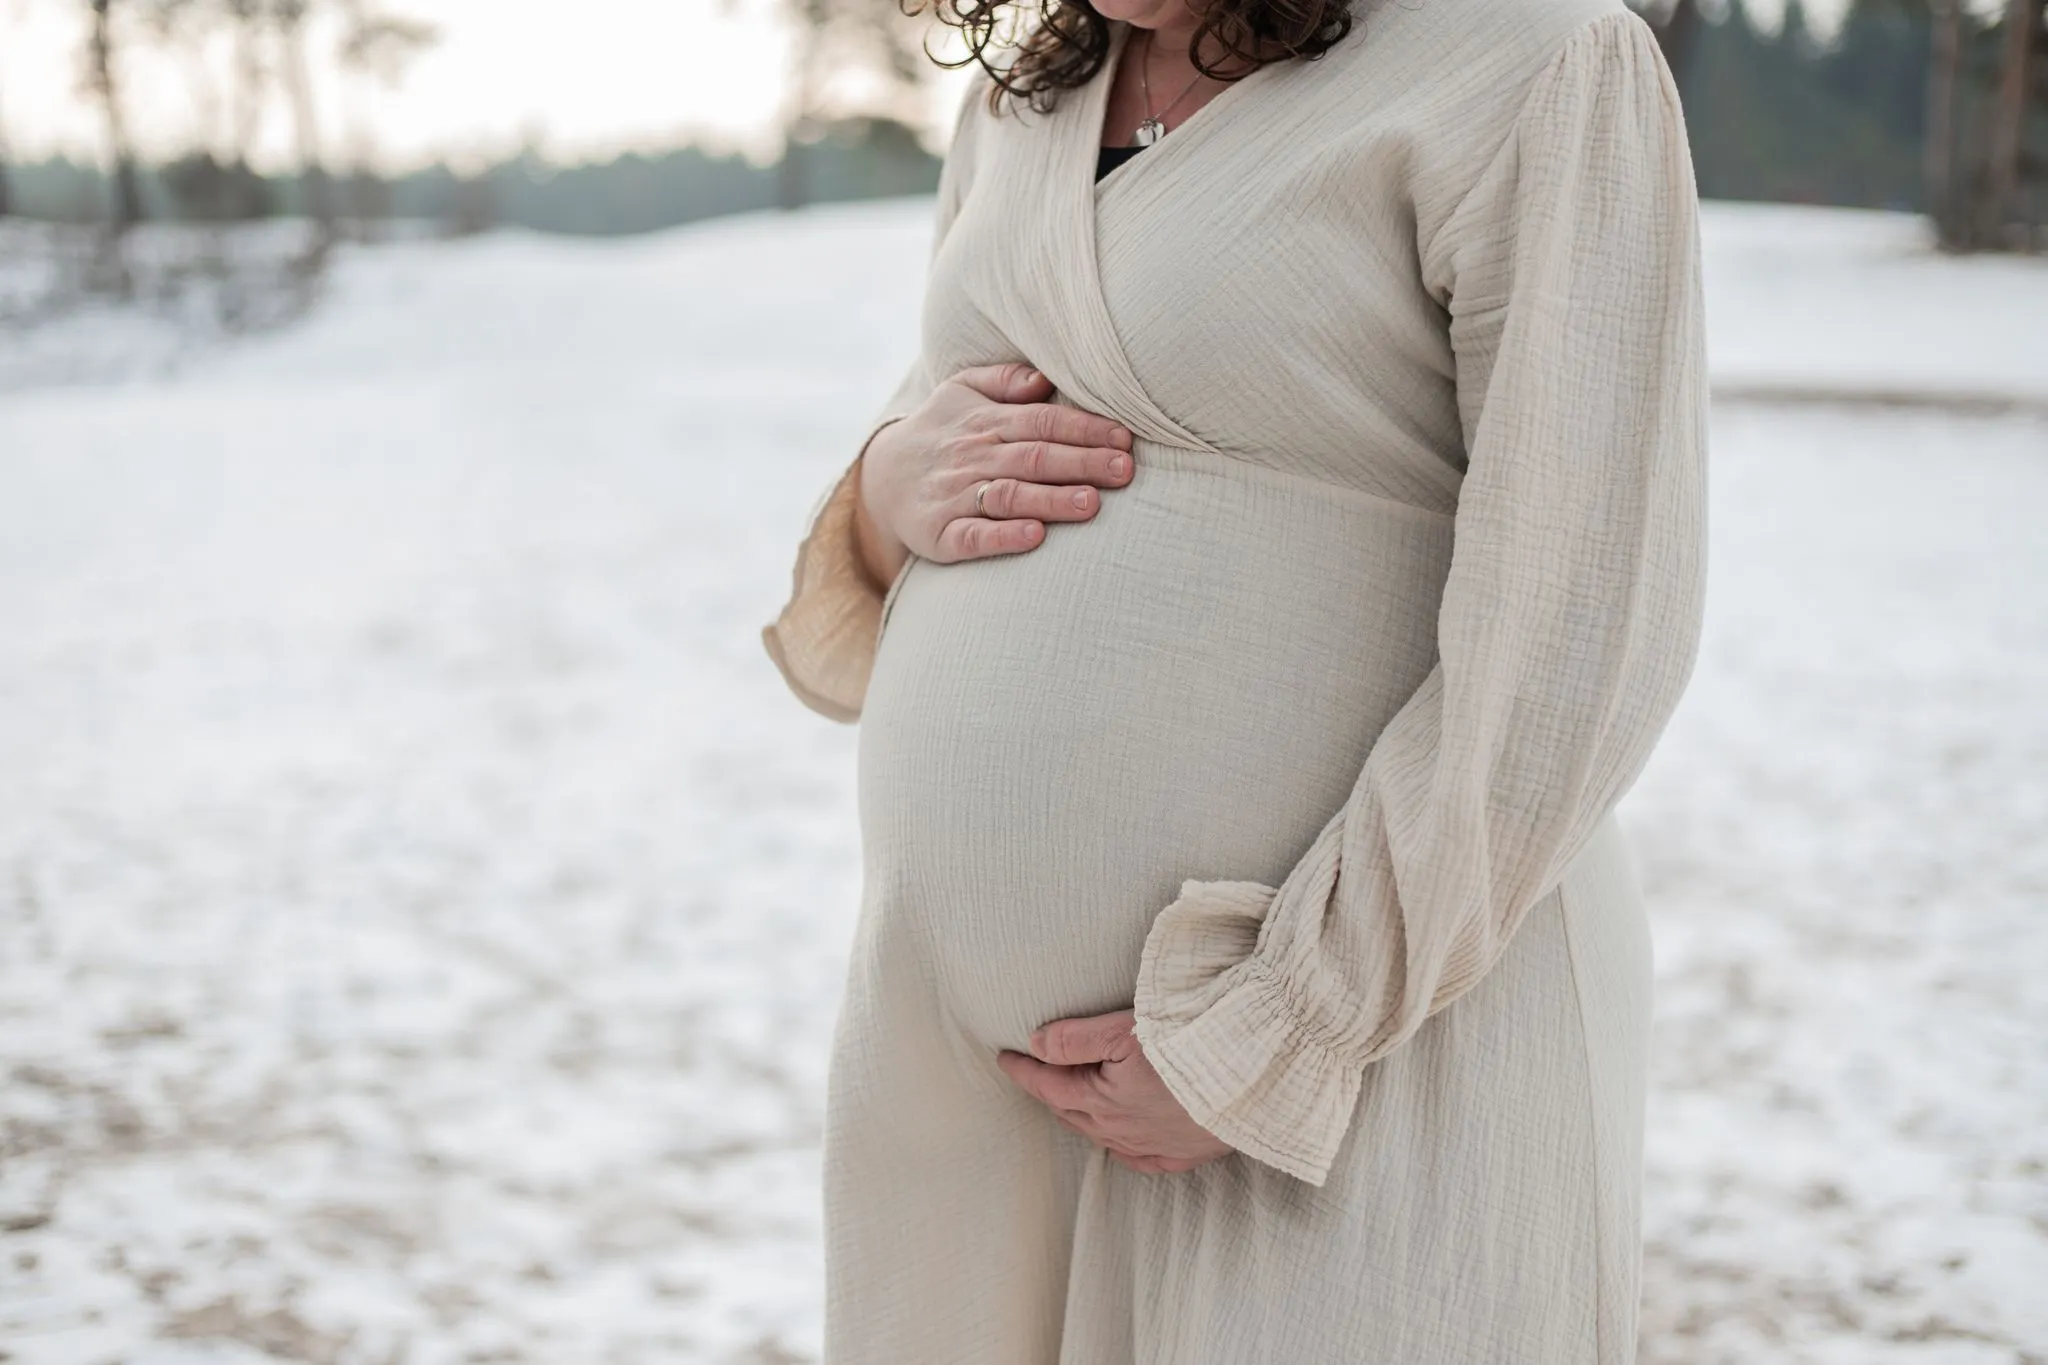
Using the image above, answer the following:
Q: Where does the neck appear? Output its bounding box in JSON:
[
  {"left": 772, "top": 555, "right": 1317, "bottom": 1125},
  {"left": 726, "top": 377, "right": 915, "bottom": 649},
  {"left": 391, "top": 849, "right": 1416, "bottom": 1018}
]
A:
[
  {"left": 1130, "top": 16, "right": 1266, "bottom": 73},
  {"left": 1142, "top": 18, "right": 1204, "bottom": 58}
]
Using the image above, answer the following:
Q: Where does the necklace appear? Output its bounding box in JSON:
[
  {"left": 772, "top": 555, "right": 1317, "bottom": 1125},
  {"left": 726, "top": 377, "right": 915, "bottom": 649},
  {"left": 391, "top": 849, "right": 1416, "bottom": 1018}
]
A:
[{"left": 1130, "top": 28, "right": 1210, "bottom": 147}]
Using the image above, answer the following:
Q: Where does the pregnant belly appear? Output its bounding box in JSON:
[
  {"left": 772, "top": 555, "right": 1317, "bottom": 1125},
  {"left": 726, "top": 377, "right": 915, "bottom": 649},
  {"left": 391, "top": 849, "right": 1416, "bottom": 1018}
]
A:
[{"left": 855, "top": 448, "right": 1454, "bottom": 1052}]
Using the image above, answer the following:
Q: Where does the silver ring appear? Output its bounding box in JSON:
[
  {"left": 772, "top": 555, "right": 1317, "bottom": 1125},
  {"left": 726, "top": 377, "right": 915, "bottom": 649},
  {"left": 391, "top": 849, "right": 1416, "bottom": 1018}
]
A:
[{"left": 974, "top": 481, "right": 992, "bottom": 517}]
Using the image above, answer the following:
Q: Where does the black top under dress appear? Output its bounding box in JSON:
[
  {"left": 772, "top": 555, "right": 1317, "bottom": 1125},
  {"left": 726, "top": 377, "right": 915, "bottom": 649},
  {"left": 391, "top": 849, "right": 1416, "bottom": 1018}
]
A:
[{"left": 1096, "top": 144, "right": 1148, "bottom": 181}]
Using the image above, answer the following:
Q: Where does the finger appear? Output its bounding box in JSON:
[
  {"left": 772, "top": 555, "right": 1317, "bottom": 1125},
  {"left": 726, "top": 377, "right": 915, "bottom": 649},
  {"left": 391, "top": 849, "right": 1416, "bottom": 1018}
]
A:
[
  {"left": 1153, "top": 1155, "right": 1213, "bottom": 1173},
  {"left": 1053, "top": 1109, "right": 1102, "bottom": 1143},
  {"left": 1051, "top": 1108, "right": 1110, "bottom": 1144},
  {"left": 1030, "top": 1010, "right": 1139, "bottom": 1068},
  {"left": 1001, "top": 402, "right": 1134, "bottom": 454},
  {"left": 971, "top": 477, "right": 1105, "bottom": 524},
  {"left": 951, "top": 362, "right": 1054, "bottom": 405},
  {"left": 987, "top": 442, "right": 1134, "bottom": 490},
  {"left": 1111, "top": 1152, "right": 1169, "bottom": 1174},
  {"left": 1113, "top": 1149, "right": 1214, "bottom": 1174},
  {"left": 931, "top": 515, "right": 1044, "bottom": 564},
  {"left": 1054, "top": 1109, "right": 1151, "bottom": 1158},
  {"left": 995, "top": 1051, "right": 1101, "bottom": 1113}
]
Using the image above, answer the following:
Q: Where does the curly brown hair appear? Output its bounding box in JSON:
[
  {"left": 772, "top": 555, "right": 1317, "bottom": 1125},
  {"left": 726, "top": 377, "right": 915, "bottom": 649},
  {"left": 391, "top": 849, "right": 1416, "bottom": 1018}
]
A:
[{"left": 903, "top": 0, "right": 1359, "bottom": 115}]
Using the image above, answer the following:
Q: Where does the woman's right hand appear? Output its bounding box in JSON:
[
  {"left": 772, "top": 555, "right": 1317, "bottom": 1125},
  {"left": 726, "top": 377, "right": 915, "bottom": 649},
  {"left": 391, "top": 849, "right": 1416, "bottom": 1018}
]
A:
[{"left": 853, "top": 363, "right": 1135, "bottom": 589}]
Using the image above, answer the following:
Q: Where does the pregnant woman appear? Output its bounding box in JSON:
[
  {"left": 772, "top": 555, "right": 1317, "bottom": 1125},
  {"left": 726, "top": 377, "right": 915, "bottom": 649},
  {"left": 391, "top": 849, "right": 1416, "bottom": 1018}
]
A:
[{"left": 761, "top": 0, "right": 1708, "bottom": 1355}]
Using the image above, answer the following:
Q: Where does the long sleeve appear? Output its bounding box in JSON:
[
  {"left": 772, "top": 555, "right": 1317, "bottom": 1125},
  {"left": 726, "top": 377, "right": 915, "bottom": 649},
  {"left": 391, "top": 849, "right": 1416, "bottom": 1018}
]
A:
[
  {"left": 1129, "top": 9, "right": 1709, "bottom": 1187},
  {"left": 760, "top": 80, "right": 987, "bottom": 721}
]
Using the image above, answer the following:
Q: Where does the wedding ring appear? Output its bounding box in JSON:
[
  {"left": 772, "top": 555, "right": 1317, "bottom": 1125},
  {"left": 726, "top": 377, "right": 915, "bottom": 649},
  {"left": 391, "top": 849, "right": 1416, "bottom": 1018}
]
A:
[{"left": 975, "top": 481, "right": 992, "bottom": 517}]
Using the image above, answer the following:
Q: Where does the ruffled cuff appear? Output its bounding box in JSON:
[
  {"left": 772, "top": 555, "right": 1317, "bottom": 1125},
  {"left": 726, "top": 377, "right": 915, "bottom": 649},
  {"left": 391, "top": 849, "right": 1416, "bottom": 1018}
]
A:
[
  {"left": 1131, "top": 879, "right": 1367, "bottom": 1186},
  {"left": 760, "top": 419, "right": 905, "bottom": 721}
]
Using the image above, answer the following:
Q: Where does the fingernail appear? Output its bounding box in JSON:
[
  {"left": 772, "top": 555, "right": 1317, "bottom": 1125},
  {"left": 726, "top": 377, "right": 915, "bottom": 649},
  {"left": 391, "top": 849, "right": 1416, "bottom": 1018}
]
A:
[
  {"left": 1023, "top": 368, "right": 1041, "bottom": 383},
  {"left": 1071, "top": 489, "right": 1091, "bottom": 511},
  {"left": 1109, "top": 454, "right": 1131, "bottom": 481},
  {"left": 1028, "top": 1028, "right": 1047, "bottom": 1059},
  {"left": 1113, "top": 427, "right": 1133, "bottom": 448}
]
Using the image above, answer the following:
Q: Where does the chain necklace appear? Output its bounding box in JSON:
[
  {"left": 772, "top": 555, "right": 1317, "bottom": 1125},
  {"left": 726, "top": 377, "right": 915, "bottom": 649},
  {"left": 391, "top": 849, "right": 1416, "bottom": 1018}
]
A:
[{"left": 1130, "top": 28, "right": 1210, "bottom": 146}]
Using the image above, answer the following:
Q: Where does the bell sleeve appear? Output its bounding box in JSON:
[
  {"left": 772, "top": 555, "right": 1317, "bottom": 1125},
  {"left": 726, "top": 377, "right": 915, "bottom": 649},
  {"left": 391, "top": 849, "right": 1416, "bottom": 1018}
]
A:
[
  {"left": 1129, "top": 8, "right": 1710, "bottom": 1187},
  {"left": 760, "top": 81, "right": 987, "bottom": 722}
]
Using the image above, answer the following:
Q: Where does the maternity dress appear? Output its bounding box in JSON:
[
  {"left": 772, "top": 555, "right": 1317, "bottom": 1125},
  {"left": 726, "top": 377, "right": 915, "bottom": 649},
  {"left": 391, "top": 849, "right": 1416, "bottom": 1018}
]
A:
[{"left": 761, "top": 0, "right": 1709, "bottom": 1358}]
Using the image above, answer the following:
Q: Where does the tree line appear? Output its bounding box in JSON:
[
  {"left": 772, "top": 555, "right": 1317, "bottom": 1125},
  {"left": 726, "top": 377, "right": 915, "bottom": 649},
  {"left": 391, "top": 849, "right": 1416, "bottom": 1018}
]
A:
[
  {"left": 0, "top": 0, "right": 2039, "bottom": 251},
  {"left": 1, "top": 119, "right": 943, "bottom": 237},
  {"left": 1667, "top": 0, "right": 2045, "bottom": 245},
  {"left": 0, "top": 0, "right": 437, "bottom": 274}
]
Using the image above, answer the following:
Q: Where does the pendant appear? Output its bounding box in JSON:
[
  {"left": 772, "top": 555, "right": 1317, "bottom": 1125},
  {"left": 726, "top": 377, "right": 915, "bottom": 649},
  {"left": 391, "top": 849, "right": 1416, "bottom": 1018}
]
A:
[{"left": 1132, "top": 117, "right": 1165, "bottom": 147}]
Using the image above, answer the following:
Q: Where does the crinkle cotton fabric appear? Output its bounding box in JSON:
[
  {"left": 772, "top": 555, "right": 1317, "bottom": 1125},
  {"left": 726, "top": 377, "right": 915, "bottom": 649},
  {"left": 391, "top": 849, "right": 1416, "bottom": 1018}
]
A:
[{"left": 761, "top": 0, "right": 1709, "bottom": 1359}]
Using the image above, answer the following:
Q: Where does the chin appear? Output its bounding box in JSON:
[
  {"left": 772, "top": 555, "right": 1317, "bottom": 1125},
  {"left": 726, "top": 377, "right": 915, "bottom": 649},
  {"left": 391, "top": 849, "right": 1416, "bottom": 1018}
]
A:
[{"left": 1089, "top": 0, "right": 1182, "bottom": 30}]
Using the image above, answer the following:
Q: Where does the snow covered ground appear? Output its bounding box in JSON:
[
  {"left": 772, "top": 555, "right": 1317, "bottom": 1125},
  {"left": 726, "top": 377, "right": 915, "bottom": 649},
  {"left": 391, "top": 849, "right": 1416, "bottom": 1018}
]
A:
[
  {"left": 0, "top": 199, "right": 2043, "bottom": 1365},
  {"left": 1702, "top": 204, "right": 2048, "bottom": 410}
]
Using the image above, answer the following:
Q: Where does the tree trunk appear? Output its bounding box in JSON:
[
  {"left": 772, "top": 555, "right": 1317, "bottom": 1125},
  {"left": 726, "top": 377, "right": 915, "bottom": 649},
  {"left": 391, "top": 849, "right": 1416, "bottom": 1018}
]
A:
[
  {"left": 275, "top": 2, "right": 335, "bottom": 253},
  {"left": 89, "top": 0, "right": 144, "bottom": 235},
  {"left": 1927, "top": 0, "right": 1962, "bottom": 243},
  {"left": 1653, "top": 0, "right": 1703, "bottom": 95},
  {"left": 1982, "top": 0, "right": 2041, "bottom": 245},
  {"left": 779, "top": 0, "right": 826, "bottom": 212},
  {"left": 777, "top": 0, "right": 933, "bottom": 210},
  {"left": 0, "top": 64, "right": 12, "bottom": 218}
]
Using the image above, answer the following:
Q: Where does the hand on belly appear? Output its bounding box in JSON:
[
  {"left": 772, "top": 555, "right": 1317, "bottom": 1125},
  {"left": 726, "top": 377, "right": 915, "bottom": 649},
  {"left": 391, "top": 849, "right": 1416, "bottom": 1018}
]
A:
[
  {"left": 852, "top": 362, "right": 1135, "bottom": 587},
  {"left": 998, "top": 1009, "right": 1234, "bottom": 1174}
]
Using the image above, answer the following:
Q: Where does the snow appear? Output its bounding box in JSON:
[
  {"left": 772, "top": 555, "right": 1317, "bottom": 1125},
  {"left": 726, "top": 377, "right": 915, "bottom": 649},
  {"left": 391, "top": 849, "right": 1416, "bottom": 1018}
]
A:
[
  {"left": 1, "top": 197, "right": 2044, "bottom": 1364},
  {"left": 1701, "top": 203, "right": 2048, "bottom": 409}
]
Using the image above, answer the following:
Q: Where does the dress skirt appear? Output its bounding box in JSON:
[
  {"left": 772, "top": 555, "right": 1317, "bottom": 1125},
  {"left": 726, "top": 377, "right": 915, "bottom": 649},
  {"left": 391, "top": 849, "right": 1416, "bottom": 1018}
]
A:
[{"left": 821, "top": 443, "right": 1655, "bottom": 1363}]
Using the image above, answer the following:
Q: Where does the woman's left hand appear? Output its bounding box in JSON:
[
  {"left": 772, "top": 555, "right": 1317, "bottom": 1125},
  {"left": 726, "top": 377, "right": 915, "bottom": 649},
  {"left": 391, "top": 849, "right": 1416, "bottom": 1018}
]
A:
[{"left": 997, "top": 1010, "right": 1234, "bottom": 1174}]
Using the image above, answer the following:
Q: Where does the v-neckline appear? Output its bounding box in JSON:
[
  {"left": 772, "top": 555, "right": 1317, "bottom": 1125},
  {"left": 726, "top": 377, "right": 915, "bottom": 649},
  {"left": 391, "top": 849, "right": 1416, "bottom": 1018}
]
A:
[
  {"left": 1090, "top": 19, "right": 1284, "bottom": 196},
  {"left": 1031, "top": 19, "right": 1285, "bottom": 452}
]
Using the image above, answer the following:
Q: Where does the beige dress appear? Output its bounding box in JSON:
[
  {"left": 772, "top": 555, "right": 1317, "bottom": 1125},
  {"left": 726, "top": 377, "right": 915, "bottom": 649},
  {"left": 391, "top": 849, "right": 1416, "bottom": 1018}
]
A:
[{"left": 762, "top": 0, "right": 1708, "bottom": 1358}]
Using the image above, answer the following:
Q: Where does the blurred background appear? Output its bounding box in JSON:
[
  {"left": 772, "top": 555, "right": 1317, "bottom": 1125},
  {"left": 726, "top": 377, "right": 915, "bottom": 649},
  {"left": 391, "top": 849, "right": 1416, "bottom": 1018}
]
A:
[{"left": 0, "top": 0, "right": 2043, "bottom": 1362}]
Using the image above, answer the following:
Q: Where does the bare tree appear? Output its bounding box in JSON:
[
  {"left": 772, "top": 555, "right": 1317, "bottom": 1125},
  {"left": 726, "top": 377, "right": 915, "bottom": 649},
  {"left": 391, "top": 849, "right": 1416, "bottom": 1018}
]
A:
[
  {"left": 144, "top": 0, "right": 235, "bottom": 219},
  {"left": 227, "top": 0, "right": 267, "bottom": 176},
  {"left": 335, "top": 2, "right": 437, "bottom": 238},
  {"left": 780, "top": 0, "right": 932, "bottom": 210},
  {"left": 336, "top": 5, "right": 435, "bottom": 101},
  {"left": 85, "top": 0, "right": 144, "bottom": 237},
  {"left": 1981, "top": 0, "right": 2045, "bottom": 246},
  {"left": 0, "top": 70, "right": 14, "bottom": 219},
  {"left": 196, "top": 0, "right": 278, "bottom": 222},
  {"left": 1928, "top": 0, "right": 2047, "bottom": 251},
  {"left": 272, "top": 0, "right": 333, "bottom": 253},
  {"left": 780, "top": 0, "right": 829, "bottom": 211},
  {"left": 0, "top": 10, "right": 14, "bottom": 219},
  {"left": 1925, "top": 0, "right": 1961, "bottom": 236},
  {"left": 143, "top": 0, "right": 219, "bottom": 154}
]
